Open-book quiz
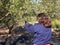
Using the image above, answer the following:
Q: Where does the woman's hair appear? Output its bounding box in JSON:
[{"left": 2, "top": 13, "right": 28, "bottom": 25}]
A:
[
  {"left": 37, "top": 13, "right": 47, "bottom": 17},
  {"left": 37, "top": 13, "right": 51, "bottom": 28}
]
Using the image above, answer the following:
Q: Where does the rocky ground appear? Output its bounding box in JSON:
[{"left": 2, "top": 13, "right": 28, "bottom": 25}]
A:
[{"left": 0, "top": 26, "right": 60, "bottom": 45}]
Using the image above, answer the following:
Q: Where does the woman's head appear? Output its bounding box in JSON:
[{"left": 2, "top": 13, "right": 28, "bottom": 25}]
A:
[
  {"left": 37, "top": 13, "right": 51, "bottom": 28},
  {"left": 37, "top": 13, "right": 47, "bottom": 23}
]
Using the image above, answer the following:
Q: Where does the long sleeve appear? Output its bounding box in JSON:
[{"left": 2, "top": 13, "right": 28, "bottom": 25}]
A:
[
  {"left": 24, "top": 23, "right": 34, "bottom": 33},
  {"left": 24, "top": 23, "right": 52, "bottom": 45}
]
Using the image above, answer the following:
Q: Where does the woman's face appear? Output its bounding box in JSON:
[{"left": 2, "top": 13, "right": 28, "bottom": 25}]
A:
[{"left": 41, "top": 16, "right": 51, "bottom": 27}]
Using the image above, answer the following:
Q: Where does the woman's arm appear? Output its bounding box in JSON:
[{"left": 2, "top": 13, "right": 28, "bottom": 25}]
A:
[{"left": 24, "top": 22, "right": 34, "bottom": 33}]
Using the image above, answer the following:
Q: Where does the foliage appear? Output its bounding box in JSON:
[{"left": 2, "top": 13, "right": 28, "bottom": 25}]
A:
[{"left": 0, "top": 0, "right": 60, "bottom": 29}]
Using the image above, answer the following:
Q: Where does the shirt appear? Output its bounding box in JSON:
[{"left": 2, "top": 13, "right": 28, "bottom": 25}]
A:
[{"left": 24, "top": 23, "right": 52, "bottom": 45}]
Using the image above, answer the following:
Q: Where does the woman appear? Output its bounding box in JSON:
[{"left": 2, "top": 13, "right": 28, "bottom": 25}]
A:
[{"left": 24, "top": 13, "right": 52, "bottom": 45}]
